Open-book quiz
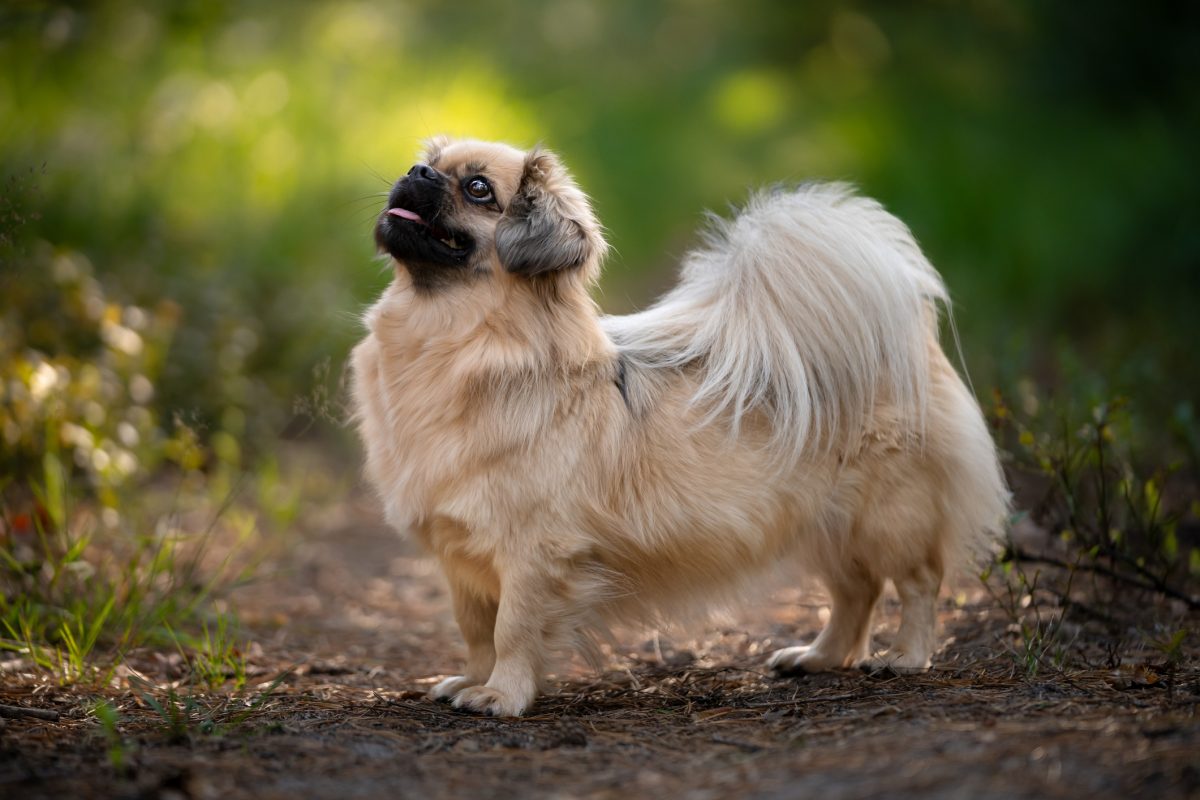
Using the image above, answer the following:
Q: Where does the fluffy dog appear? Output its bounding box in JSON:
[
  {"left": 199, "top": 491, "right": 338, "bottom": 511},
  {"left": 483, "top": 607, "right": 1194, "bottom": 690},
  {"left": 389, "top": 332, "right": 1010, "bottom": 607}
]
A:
[{"left": 351, "top": 137, "right": 1008, "bottom": 717}]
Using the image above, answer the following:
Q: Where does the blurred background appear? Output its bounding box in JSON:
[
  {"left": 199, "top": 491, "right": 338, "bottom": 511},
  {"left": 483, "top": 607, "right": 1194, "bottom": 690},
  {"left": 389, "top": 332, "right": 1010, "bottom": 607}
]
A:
[{"left": 2, "top": 0, "right": 1198, "bottom": 494}]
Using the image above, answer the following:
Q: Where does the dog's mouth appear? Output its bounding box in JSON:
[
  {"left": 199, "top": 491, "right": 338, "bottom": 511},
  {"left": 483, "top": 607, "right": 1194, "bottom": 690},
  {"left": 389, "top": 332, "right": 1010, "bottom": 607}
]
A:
[{"left": 385, "top": 207, "right": 471, "bottom": 255}]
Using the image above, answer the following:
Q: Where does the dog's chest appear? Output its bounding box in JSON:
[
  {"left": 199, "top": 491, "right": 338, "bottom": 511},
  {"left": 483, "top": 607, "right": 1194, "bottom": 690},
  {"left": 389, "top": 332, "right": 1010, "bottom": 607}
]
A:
[{"left": 351, "top": 327, "right": 485, "bottom": 533}]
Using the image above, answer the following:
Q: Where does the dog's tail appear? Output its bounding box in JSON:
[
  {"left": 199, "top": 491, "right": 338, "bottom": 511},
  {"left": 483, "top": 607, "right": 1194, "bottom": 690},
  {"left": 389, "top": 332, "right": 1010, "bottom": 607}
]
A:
[{"left": 602, "top": 183, "right": 950, "bottom": 460}]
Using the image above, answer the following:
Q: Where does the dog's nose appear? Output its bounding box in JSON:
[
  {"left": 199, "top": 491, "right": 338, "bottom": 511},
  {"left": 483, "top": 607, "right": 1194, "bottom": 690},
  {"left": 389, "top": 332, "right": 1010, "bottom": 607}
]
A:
[{"left": 407, "top": 163, "right": 439, "bottom": 182}]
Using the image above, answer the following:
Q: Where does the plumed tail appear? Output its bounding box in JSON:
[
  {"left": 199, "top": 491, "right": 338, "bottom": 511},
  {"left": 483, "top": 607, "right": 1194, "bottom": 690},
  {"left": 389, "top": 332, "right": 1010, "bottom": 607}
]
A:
[{"left": 603, "top": 184, "right": 949, "bottom": 459}]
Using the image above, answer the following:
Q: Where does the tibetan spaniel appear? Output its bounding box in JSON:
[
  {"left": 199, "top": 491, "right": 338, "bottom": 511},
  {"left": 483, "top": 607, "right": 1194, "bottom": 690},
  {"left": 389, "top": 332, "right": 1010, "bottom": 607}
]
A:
[{"left": 351, "top": 137, "right": 1008, "bottom": 716}]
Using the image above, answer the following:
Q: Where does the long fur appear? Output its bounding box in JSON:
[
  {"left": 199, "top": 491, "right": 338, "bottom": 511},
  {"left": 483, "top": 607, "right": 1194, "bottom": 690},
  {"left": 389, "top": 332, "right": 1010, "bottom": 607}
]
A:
[
  {"left": 351, "top": 139, "right": 1009, "bottom": 717},
  {"left": 604, "top": 185, "right": 950, "bottom": 459}
]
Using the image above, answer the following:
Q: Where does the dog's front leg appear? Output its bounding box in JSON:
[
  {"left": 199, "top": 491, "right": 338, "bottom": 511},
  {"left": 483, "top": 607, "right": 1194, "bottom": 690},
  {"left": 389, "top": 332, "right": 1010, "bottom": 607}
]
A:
[
  {"left": 451, "top": 562, "right": 561, "bottom": 717},
  {"left": 429, "top": 577, "right": 498, "bottom": 702}
]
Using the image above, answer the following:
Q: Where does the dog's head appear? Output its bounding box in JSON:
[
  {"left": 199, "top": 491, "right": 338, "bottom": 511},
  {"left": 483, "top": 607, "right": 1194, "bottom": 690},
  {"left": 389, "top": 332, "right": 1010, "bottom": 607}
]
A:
[{"left": 375, "top": 138, "right": 606, "bottom": 293}]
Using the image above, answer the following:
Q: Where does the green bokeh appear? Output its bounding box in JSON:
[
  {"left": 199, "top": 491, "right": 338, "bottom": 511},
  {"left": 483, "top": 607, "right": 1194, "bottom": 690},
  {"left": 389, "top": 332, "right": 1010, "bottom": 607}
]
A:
[{"left": 2, "top": 0, "right": 1197, "bottom": 446}]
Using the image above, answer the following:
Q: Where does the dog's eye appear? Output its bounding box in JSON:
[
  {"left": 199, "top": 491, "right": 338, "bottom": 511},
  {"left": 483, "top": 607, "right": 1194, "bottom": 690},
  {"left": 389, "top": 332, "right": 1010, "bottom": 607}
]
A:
[{"left": 464, "top": 177, "right": 494, "bottom": 202}]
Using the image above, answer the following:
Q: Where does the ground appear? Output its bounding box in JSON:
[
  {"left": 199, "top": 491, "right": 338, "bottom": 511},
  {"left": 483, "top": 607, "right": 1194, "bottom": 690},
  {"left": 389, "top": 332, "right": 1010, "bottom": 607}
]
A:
[{"left": 2, "top": 491, "right": 1197, "bottom": 799}]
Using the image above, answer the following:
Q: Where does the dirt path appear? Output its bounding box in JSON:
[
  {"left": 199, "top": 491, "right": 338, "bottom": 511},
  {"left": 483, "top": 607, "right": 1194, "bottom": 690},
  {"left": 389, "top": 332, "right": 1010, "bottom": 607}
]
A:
[{"left": 3, "top": 493, "right": 1197, "bottom": 799}]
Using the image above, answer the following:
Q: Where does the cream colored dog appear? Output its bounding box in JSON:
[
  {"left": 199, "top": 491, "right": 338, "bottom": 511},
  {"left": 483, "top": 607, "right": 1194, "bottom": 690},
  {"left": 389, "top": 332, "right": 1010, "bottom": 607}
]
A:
[{"left": 351, "top": 137, "right": 1008, "bottom": 717}]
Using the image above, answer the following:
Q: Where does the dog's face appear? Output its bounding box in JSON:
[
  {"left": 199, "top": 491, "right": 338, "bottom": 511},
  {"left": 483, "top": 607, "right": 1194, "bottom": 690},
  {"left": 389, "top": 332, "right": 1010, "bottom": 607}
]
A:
[{"left": 375, "top": 138, "right": 606, "bottom": 292}]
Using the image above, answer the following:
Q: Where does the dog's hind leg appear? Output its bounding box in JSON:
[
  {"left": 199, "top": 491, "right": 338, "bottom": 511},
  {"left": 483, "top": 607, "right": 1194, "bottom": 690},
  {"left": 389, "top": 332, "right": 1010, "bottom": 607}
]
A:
[
  {"left": 768, "top": 566, "right": 881, "bottom": 673},
  {"left": 847, "top": 450, "right": 947, "bottom": 674},
  {"left": 861, "top": 561, "right": 942, "bottom": 673}
]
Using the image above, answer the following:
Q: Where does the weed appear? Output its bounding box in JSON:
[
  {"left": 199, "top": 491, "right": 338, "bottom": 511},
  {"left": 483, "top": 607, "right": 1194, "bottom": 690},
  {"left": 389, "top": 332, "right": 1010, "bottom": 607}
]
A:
[
  {"left": 1148, "top": 628, "right": 1188, "bottom": 700},
  {"left": 995, "top": 393, "right": 1197, "bottom": 607},
  {"left": 1, "top": 173, "right": 268, "bottom": 687},
  {"left": 0, "top": 449, "right": 260, "bottom": 685},
  {"left": 982, "top": 557, "right": 1076, "bottom": 677},
  {"left": 222, "top": 668, "right": 294, "bottom": 729},
  {"left": 986, "top": 387, "right": 1198, "bottom": 675},
  {"left": 169, "top": 615, "right": 248, "bottom": 691},
  {"left": 130, "top": 666, "right": 294, "bottom": 741},
  {"left": 93, "top": 700, "right": 131, "bottom": 774},
  {"left": 138, "top": 684, "right": 217, "bottom": 742}
]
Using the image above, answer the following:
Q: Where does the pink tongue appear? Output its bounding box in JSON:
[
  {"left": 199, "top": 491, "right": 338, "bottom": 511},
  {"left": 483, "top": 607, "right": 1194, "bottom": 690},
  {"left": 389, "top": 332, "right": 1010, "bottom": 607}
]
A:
[{"left": 387, "top": 208, "right": 424, "bottom": 224}]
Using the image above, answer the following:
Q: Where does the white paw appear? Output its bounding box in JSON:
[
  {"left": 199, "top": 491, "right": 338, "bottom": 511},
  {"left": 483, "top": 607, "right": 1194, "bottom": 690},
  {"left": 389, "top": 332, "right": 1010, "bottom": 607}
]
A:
[
  {"left": 860, "top": 650, "right": 931, "bottom": 674},
  {"left": 767, "top": 645, "right": 844, "bottom": 673},
  {"left": 451, "top": 684, "right": 532, "bottom": 717},
  {"left": 429, "top": 675, "right": 479, "bottom": 701}
]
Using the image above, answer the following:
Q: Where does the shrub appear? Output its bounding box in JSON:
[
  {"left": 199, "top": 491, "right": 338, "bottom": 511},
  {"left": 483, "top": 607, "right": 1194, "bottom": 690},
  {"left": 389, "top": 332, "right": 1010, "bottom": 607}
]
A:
[{"left": 0, "top": 171, "right": 250, "bottom": 684}]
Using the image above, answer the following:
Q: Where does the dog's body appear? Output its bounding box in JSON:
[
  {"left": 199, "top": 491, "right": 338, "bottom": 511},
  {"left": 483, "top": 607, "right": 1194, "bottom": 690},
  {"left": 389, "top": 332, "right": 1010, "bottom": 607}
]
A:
[{"left": 351, "top": 138, "right": 1008, "bottom": 716}]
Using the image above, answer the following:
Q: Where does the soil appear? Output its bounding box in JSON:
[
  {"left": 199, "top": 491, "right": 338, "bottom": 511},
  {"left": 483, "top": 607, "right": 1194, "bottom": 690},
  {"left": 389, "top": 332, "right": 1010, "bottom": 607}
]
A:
[{"left": 2, "top": 492, "right": 1197, "bottom": 799}]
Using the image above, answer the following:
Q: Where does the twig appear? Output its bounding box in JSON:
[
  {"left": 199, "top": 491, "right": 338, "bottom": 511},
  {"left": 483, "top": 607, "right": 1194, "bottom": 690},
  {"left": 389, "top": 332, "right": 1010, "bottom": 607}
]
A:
[
  {"left": 742, "top": 692, "right": 867, "bottom": 708},
  {"left": 1010, "top": 546, "right": 1199, "bottom": 610},
  {"left": 0, "top": 703, "right": 60, "bottom": 721}
]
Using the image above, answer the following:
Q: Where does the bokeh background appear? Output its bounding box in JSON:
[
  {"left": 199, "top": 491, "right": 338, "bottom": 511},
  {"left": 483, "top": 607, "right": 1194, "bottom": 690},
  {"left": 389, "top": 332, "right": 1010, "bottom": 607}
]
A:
[{"left": 3, "top": 0, "right": 1199, "bottom": 474}]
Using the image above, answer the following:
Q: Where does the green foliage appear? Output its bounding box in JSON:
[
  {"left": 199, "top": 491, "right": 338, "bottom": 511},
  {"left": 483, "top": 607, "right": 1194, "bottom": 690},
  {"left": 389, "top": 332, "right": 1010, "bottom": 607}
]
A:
[
  {"left": 0, "top": 162, "right": 270, "bottom": 685},
  {"left": 170, "top": 614, "right": 248, "bottom": 692},
  {"left": 985, "top": 385, "right": 1198, "bottom": 675},
  {"left": 0, "top": 463, "right": 258, "bottom": 684},
  {"left": 995, "top": 390, "right": 1197, "bottom": 600},
  {"left": 2, "top": 1, "right": 1197, "bottom": 438},
  {"left": 0, "top": 222, "right": 188, "bottom": 504}
]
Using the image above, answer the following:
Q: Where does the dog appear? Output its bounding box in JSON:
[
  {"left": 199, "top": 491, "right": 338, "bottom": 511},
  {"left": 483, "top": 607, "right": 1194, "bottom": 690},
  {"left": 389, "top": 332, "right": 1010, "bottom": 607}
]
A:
[{"left": 350, "top": 137, "right": 1008, "bottom": 717}]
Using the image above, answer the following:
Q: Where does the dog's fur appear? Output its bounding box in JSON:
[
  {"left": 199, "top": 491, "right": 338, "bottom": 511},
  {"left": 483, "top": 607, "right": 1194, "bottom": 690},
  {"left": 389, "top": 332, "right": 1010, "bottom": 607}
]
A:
[{"left": 351, "top": 138, "right": 1008, "bottom": 717}]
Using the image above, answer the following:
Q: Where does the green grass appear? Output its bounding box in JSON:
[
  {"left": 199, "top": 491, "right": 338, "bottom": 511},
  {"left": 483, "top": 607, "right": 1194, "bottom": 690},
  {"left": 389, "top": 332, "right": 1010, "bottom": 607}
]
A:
[
  {"left": 0, "top": 448, "right": 260, "bottom": 687},
  {"left": 93, "top": 700, "right": 130, "bottom": 773},
  {"left": 169, "top": 614, "right": 248, "bottom": 692},
  {"left": 125, "top": 665, "right": 293, "bottom": 743}
]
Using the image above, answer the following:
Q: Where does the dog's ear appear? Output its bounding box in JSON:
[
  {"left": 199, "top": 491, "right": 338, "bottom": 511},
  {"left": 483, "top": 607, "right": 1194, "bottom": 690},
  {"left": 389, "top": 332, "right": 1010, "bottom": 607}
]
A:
[{"left": 495, "top": 148, "right": 606, "bottom": 278}]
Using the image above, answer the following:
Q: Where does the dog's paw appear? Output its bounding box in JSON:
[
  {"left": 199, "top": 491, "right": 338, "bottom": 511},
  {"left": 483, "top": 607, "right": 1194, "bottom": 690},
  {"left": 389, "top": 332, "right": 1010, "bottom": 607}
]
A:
[
  {"left": 429, "top": 675, "right": 479, "bottom": 702},
  {"left": 767, "top": 645, "right": 844, "bottom": 674},
  {"left": 451, "top": 684, "right": 531, "bottom": 717},
  {"left": 859, "top": 650, "right": 931, "bottom": 675}
]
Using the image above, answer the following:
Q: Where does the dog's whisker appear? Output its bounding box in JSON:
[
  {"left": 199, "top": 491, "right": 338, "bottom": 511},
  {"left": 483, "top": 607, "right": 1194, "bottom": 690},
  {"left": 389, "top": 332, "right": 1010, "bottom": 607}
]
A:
[{"left": 362, "top": 162, "right": 394, "bottom": 188}]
